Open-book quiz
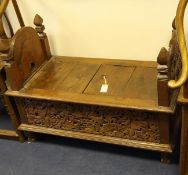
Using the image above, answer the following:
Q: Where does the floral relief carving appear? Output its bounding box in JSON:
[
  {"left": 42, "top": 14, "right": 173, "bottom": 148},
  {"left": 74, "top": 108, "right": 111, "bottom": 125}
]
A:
[
  {"left": 23, "top": 99, "right": 160, "bottom": 143},
  {"left": 168, "top": 40, "right": 182, "bottom": 81}
]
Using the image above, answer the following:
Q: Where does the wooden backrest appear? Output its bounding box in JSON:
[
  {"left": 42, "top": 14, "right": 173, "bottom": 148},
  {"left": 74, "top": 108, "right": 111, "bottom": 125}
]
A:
[{"left": 5, "top": 27, "right": 47, "bottom": 90}]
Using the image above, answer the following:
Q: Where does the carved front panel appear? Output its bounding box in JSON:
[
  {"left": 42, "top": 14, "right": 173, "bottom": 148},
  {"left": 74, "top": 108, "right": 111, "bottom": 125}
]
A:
[{"left": 22, "top": 99, "right": 160, "bottom": 143}]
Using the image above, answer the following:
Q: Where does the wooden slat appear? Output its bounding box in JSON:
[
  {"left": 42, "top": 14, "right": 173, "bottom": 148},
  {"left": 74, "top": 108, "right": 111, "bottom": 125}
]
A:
[
  {"left": 84, "top": 64, "right": 135, "bottom": 96},
  {"left": 59, "top": 56, "right": 157, "bottom": 67},
  {"left": 124, "top": 67, "right": 157, "bottom": 101},
  {"left": 19, "top": 124, "right": 173, "bottom": 153},
  {"left": 55, "top": 63, "right": 100, "bottom": 93},
  {"left": 28, "top": 58, "right": 78, "bottom": 90},
  {"left": 6, "top": 89, "right": 175, "bottom": 113},
  {"left": 6, "top": 57, "right": 176, "bottom": 113},
  {"left": 0, "top": 129, "right": 18, "bottom": 138}
]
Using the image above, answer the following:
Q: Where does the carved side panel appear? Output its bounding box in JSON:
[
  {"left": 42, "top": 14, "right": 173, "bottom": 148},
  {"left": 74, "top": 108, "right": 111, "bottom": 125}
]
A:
[
  {"left": 22, "top": 99, "right": 160, "bottom": 143},
  {"left": 157, "top": 24, "right": 182, "bottom": 107},
  {"left": 168, "top": 30, "right": 182, "bottom": 82},
  {"left": 168, "top": 30, "right": 182, "bottom": 104},
  {"left": 5, "top": 27, "right": 46, "bottom": 90}
]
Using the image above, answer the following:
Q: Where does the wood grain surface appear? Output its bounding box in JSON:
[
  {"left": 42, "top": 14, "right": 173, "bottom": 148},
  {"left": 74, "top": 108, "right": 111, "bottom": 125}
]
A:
[{"left": 6, "top": 56, "right": 176, "bottom": 113}]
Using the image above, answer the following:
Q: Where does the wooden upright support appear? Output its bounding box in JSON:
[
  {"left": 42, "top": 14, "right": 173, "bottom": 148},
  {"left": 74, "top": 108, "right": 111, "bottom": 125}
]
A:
[
  {"left": 0, "top": 64, "right": 25, "bottom": 142},
  {"left": 157, "top": 47, "right": 170, "bottom": 107},
  {"left": 178, "top": 90, "right": 188, "bottom": 175},
  {"left": 34, "top": 14, "right": 51, "bottom": 60}
]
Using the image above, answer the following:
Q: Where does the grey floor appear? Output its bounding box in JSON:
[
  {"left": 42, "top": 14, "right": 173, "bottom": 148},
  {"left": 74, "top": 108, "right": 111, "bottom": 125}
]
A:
[{"left": 0, "top": 107, "right": 179, "bottom": 175}]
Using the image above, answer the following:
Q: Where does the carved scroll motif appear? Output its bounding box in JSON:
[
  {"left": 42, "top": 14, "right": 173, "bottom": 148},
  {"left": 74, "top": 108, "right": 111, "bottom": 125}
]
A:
[{"left": 23, "top": 99, "right": 160, "bottom": 143}]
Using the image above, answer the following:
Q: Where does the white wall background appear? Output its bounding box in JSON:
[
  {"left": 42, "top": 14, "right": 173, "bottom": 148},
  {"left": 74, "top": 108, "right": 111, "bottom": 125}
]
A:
[{"left": 6, "top": 0, "right": 188, "bottom": 61}]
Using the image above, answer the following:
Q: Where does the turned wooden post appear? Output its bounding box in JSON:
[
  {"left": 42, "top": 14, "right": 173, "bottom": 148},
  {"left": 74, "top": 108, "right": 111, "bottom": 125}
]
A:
[
  {"left": 179, "top": 76, "right": 188, "bottom": 175},
  {"left": 179, "top": 79, "right": 188, "bottom": 175},
  {"left": 179, "top": 104, "right": 188, "bottom": 175},
  {"left": 34, "top": 14, "right": 51, "bottom": 60},
  {"left": 157, "top": 47, "right": 170, "bottom": 107}
]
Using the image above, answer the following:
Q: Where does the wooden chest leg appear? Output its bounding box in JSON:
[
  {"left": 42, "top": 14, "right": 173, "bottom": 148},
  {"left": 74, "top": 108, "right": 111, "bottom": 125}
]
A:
[
  {"left": 27, "top": 132, "right": 36, "bottom": 143},
  {"left": 3, "top": 96, "right": 25, "bottom": 142},
  {"left": 180, "top": 105, "right": 188, "bottom": 175},
  {"left": 15, "top": 98, "right": 36, "bottom": 143},
  {"left": 159, "top": 114, "right": 172, "bottom": 163},
  {"left": 161, "top": 153, "right": 172, "bottom": 164},
  {"left": 0, "top": 70, "right": 25, "bottom": 142}
]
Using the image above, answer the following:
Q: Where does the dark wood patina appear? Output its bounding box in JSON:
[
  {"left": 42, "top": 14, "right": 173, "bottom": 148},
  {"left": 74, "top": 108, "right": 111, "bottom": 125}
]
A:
[
  {"left": 0, "top": 0, "right": 187, "bottom": 174},
  {"left": 0, "top": 13, "right": 182, "bottom": 163}
]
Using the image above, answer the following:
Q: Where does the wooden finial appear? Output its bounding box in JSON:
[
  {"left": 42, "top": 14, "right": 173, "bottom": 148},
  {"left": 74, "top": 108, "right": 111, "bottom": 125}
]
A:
[
  {"left": 34, "top": 14, "right": 45, "bottom": 36},
  {"left": 34, "top": 14, "right": 43, "bottom": 26},
  {"left": 33, "top": 14, "right": 51, "bottom": 59},
  {"left": 157, "top": 47, "right": 169, "bottom": 65}
]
